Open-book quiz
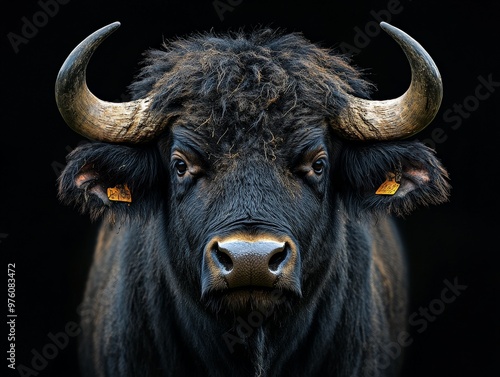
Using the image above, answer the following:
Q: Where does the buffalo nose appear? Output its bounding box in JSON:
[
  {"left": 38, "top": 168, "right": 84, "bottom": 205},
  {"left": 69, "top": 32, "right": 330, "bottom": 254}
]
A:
[
  {"left": 215, "top": 239, "right": 286, "bottom": 287},
  {"left": 202, "top": 236, "right": 301, "bottom": 294}
]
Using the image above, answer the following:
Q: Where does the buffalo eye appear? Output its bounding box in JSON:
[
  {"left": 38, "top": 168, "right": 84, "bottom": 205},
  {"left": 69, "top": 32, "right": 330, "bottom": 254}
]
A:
[
  {"left": 171, "top": 151, "right": 203, "bottom": 180},
  {"left": 293, "top": 149, "right": 328, "bottom": 180},
  {"left": 312, "top": 158, "right": 326, "bottom": 175},
  {"left": 174, "top": 159, "right": 188, "bottom": 177}
]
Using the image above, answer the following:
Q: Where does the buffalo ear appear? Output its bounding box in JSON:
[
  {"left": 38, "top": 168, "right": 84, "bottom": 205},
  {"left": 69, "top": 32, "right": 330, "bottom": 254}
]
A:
[
  {"left": 73, "top": 165, "right": 113, "bottom": 205},
  {"left": 340, "top": 141, "right": 451, "bottom": 216},
  {"left": 57, "top": 142, "right": 160, "bottom": 220},
  {"left": 57, "top": 145, "right": 123, "bottom": 220}
]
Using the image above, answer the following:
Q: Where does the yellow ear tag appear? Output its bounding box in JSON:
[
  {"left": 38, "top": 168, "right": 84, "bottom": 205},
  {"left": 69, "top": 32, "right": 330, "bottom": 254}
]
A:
[
  {"left": 107, "top": 184, "right": 132, "bottom": 203},
  {"left": 375, "top": 172, "right": 400, "bottom": 195}
]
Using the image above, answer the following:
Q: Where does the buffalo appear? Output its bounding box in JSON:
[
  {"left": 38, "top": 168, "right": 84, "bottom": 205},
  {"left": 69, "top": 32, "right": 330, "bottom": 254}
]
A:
[{"left": 56, "top": 21, "right": 450, "bottom": 377}]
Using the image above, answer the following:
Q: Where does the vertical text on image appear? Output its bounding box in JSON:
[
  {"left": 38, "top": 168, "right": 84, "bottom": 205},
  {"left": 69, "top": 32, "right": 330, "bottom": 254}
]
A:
[{"left": 7, "top": 263, "right": 17, "bottom": 370}]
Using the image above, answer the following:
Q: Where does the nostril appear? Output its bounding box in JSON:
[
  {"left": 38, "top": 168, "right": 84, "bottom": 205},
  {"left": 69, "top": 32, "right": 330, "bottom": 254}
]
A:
[
  {"left": 203, "top": 237, "right": 300, "bottom": 295},
  {"left": 268, "top": 246, "right": 288, "bottom": 272},
  {"left": 213, "top": 245, "right": 233, "bottom": 272}
]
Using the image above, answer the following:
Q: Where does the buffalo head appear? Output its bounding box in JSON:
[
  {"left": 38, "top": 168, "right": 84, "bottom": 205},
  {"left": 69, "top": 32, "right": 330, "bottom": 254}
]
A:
[{"left": 56, "top": 21, "right": 449, "bottom": 336}]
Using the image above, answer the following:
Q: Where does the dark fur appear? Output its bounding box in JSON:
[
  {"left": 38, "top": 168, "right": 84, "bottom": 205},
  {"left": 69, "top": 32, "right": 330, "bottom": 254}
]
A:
[{"left": 58, "top": 28, "right": 450, "bottom": 377}]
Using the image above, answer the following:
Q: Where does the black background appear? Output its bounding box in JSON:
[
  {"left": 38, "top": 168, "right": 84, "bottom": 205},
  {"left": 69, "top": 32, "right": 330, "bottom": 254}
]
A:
[{"left": 2, "top": 0, "right": 499, "bottom": 376}]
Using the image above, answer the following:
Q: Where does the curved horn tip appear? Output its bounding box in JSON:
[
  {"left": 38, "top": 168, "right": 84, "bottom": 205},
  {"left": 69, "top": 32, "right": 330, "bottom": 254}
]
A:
[
  {"left": 379, "top": 21, "right": 408, "bottom": 37},
  {"left": 379, "top": 21, "right": 394, "bottom": 32},
  {"left": 56, "top": 21, "right": 122, "bottom": 85},
  {"left": 102, "top": 21, "right": 121, "bottom": 32},
  {"left": 86, "top": 21, "right": 121, "bottom": 42},
  {"left": 379, "top": 22, "right": 420, "bottom": 47},
  {"left": 379, "top": 20, "right": 442, "bottom": 93}
]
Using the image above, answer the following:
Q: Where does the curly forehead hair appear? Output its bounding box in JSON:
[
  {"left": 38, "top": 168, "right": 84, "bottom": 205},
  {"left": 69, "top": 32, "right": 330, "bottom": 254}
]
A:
[{"left": 127, "top": 28, "right": 374, "bottom": 133}]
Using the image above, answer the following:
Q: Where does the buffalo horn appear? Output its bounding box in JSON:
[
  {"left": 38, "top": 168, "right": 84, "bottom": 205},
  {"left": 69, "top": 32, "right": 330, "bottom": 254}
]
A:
[
  {"left": 55, "top": 22, "right": 160, "bottom": 143},
  {"left": 333, "top": 22, "right": 443, "bottom": 140}
]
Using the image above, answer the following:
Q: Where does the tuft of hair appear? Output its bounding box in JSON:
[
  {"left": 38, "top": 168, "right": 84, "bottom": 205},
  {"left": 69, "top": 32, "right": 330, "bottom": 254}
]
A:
[{"left": 127, "top": 27, "right": 375, "bottom": 128}]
